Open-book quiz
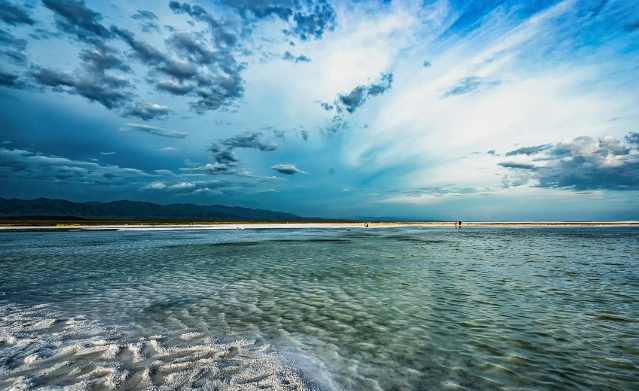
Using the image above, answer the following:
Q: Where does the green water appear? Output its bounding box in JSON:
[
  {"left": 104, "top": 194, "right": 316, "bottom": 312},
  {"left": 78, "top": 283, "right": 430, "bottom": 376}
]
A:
[{"left": 1, "top": 227, "right": 638, "bottom": 390}]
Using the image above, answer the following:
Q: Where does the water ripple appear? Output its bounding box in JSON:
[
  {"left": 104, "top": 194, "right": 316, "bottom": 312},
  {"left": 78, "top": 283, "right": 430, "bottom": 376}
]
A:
[{"left": 1, "top": 227, "right": 638, "bottom": 390}]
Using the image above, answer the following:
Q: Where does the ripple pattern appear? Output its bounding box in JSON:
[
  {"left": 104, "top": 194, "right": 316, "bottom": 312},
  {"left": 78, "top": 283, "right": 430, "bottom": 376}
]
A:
[{"left": 1, "top": 227, "right": 638, "bottom": 391}]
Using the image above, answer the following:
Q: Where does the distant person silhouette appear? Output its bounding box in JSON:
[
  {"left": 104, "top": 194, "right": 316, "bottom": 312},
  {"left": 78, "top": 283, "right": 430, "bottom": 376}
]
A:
[{"left": 458, "top": 220, "right": 462, "bottom": 228}]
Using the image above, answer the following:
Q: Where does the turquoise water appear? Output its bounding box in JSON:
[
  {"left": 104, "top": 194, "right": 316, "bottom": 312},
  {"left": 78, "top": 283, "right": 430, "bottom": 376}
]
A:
[{"left": 1, "top": 227, "right": 638, "bottom": 390}]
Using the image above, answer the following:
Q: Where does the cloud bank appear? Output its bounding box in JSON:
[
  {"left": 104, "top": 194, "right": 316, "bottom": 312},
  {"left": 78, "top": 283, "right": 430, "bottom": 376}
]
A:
[{"left": 500, "top": 134, "right": 639, "bottom": 190}]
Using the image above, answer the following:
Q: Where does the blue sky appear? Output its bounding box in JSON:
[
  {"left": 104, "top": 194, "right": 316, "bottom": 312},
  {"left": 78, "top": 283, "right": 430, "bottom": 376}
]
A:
[{"left": 1, "top": 0, "right": 638, "bottom": 220}]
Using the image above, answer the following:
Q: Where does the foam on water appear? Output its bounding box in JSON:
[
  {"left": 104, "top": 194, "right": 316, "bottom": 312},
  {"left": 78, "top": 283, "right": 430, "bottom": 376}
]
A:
[{"left": 0, "top": 303, "right": 319, "bottom": 391}]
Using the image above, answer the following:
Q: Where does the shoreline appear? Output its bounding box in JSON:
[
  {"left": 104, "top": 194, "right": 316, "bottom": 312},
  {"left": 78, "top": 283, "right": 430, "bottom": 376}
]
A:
[{"left": 1, "top": 221, "right": 638, "bottom": 232}]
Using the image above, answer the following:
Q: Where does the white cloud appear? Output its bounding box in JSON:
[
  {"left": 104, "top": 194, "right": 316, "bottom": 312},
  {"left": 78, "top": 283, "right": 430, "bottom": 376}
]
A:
[
  {"left": 170, "top": 182, "right": 195, "bottom": 189},
  {"left": 271, "top": 164, "right": 307, "bottom": 175},
  {"left": 143, "top": 182, "right": 167, "bottom": 190},
  {"left": 341, "top": 0, "right": 639, "bottom": 195}
]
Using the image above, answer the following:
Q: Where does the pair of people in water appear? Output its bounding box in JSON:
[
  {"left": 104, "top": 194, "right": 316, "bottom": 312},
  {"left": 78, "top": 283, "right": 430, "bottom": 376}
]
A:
[{"left": 454, "top": 220, "right": 463, "bottom": 228}]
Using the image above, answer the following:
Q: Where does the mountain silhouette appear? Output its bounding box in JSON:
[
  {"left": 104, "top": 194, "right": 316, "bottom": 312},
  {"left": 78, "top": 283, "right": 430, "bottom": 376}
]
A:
[{"left": 0, "top": 198, "right": 311, "bottom": 222}]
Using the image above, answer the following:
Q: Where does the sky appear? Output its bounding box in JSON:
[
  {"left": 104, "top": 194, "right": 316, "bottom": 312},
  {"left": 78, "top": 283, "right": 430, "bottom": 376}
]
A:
[{"left": 0, "top": 0, "right": 638, "bottom": 220}]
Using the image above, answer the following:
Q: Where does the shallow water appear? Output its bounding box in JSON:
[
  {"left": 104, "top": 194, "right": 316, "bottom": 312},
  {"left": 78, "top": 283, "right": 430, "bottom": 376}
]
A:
[{"left": 1, "top": 227, "right": 638, "bottom": 390}]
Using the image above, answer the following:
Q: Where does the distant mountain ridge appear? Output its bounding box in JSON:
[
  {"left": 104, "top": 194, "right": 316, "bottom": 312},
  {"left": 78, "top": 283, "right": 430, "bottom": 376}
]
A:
[{"left": 0, "top": 198, "right": 312, "bottom": 222}]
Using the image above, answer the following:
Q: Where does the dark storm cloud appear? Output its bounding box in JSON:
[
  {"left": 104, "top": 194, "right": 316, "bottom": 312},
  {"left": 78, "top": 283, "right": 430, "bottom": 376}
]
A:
[
  {"left": 6, "top": 0, "right": 334, "bottom": 122},
  {"left": 31, "top": 67, "right": 75, "bottom": 87},
  {"left": 28, "top": 28, "right": 60, "bottom": 40},
  {"left": 33, "top": 1, "right": 177, "bottom": 120},
  {"left": 123, "top": 123, "right": 187, "bottom": 138},
  {"left": 0, "top": 0, "right": 35, "bottom": 26},
  {"left": 168, "top": 1, "right": 238, "bottom": 48},
  {"left": 626, "top": 132, "right": 639, "bottom": 146},
  {"left": 42, "top": 0, "right": 113, "bottom": 44},
  {"left": 118, "top": 27, "right": 244, "bottom": 111},
  {"left": 322, "top": 115, "right": 348, "bottom": 134},
  {"left": 131, "top": 10, "right": 160, "bottom": 33},
  {"left": 79, "top": 46, "right": 129, "bottom": 72},
  {"left": 505, "top": 144, "right": 552, "bottom": 156},
  {"left": 30, "top": 43, "right": 168, "bottom": 121},
  {"left": 166, "top": 32, "right": 218, "bottom": 63},
  {"left": 0, "top": 147, "right": 148, "bottom": 186},
  {"left": 271, "top": 163, "right": 306, "bottom": 174},
  {"left": 282, "top": 51, "right": 311, "bottom": 63},
  {"left": 165, "top": 31, "right": 241, "bottom": 72},
  {"left": 445, "top": 76, "right": 500, "bottom": 97},
  {"left": 596, "top": 135, "right": 630, "bottom": 155},
  {"left": 18, "top": 0, "right": 334, "bottom": 120},
  {"left": 112, "top": 26, "right": 246, "bottom": 113},
  {"left": 222, "top": 0, "right": 293, "bottom": 21},
  {"left": 220, "top": 131, "right": 277, "bottom": 151},
  {"left": 30, "top": 42, "right": 139, "bottom": 112},
  {"left": 156, "top": 79, "right": 193, "bottom": 95},
  {"left": 32, "top": 63, "right": 131, "bottom": 111},
  {"left": 498, "top": 162, "right": 537, "bottom": 170},
  {"left": 222, "top": 0, "right": 336, "bottom": 41},
  {"left": 272, "top": 129, "right": 286, "bottom": 141},
  {"left": 367, "top": 74, "right": 394, "bottom": 96},
  {"left": 206, "top": 131, "right": 277, "bottom": 173},
  {"left": 160, "top": 59, "right": 198, "bottom": 80},
  {"left": 0, "top": 69, "right": 22, "bottom": 88},
  {"left": 208, "top": 147, "right": 239, "bottom": 167},
  {"left": 0, "top": 28, "right": 27, "bottom": 64},
  {"left": 27, "top": 1, "right": 246, "bottom": 118},
  {"left": 323, "top": 73, "right": 393, "bottom": 114},
  {"left": 339, "top": 86, "right": 367, "bottom": 110},
  {"left": 189, "top": 70, "right": 245, "bottom": 113},
  {"left": 300, "top": 129, "right": 309, "bottom": 141},
  {"left": 288, "top": 0, "right": 336, "bottom": 40},
  {"left": 110, "top": 26, "right": 165, "bottom": 64},
  {"left": 499, "top": 134, "right": 639, "bottom": 190}
]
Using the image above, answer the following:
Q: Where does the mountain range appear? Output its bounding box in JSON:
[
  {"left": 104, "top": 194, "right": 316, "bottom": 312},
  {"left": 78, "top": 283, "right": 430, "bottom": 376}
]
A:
[{"left": 0, "top": 198, "right": 313, "bottom": 222}]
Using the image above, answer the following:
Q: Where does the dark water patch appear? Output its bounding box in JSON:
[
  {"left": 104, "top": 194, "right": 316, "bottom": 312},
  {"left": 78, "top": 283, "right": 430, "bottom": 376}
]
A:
[
  {"left": 341, "top": 234, "right": 379, "bottom": 240},
  {"left": 304, "top": 238, "right": 351, "bottom": 243},
  {"left": 595, "top": 314, "right": 631, "bottom": 322},
  {"left": 162, "top": 241, "right": 263, "bottom": 251},
  {"left": 211, "top": 241, "right": 262, "bottom": 247},
  {"left": 390, "top": 237, "right": 449, "bottom": 244}
]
